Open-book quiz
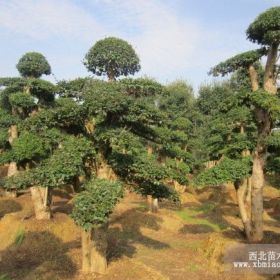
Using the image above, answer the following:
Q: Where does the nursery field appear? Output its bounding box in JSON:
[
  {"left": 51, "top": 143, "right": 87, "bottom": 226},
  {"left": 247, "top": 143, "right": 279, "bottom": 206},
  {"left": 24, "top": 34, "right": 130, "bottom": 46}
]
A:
[
  {"left": 1, "top": 180, "right": 280, "bottom": 280},
  {"left": 0, "top": 4, "right": 279, "bottom": 280}
]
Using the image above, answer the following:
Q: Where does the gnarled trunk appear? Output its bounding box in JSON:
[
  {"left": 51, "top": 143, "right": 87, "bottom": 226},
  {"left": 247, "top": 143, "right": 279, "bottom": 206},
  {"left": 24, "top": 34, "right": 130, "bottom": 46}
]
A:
[
  {"left": 30, "top": 186, "right": 52, "bottom": 219},
  {"left": 250, "top": 106, "right": 271, "bottom": 242},
  {"left": 82, "top": 224, "right": 108, "bottom": 274},
  {"left": 235, "top": 181, "right": 252, "bottom": 240},
  {"left": 264, "top": 44, "right": 279, "bottom": 94}
]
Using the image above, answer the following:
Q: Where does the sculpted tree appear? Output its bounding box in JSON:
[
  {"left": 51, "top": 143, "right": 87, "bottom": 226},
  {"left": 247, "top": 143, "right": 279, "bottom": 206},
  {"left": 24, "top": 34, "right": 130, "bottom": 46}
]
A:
[
  {"left": 82, "top": 79, "right": 181, "bottom": 212},
  {"left": 71, "top": 179, "right": 123, "bottom": 274},
  {"left": 196, "top": 81, "right": 256, "bottom": 238},
  {"left": 209, "top": 7, "right": 280, "bottom": 241},
  {"left": 16, "top": 52, "right": 51, "bottom": 79},
  {"left": 0, "top": 54, "right": 96, "bottom": 219},
  {"left": 84, "top": 37, "right": 140, "bottom": 81},
  {"left": 0, "top": 52, "right": 53, "bottom": 183}
]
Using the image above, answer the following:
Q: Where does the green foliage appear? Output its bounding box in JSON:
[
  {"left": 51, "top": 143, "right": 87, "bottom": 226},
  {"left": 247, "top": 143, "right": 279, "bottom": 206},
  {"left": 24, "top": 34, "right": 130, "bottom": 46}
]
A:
[
  {"left": 230, "top": 62, "right": 264, "bottom": 91},
  {"left": 20, "top": 108, "right": 56, "bottom": 132},
  {"left": 10, "top": 131, "right": 50, "bottom": 163},
  {"left": 247, "top": 7, "right": 280, "bottom": 45},
  {"left": 209, "top": 49, "right": 265, "bottom": 76},
  {"left": 56, "top": 78, "right": 91, "bottom": 99},
  {"left": 267, "top": 130, "right": 280, "bottom": 150},
  {"left": 165, "top": 158, "right": 189, "bottom": 185},
  {"left": 249, "top": 89, "right": 280, "bottom": 120},
  {"left": 267, "top": 130, "right": 280, "bottom": 173},
  {"left": 16, "top": 52, "right": 51, "bottom": 78},
  {"left": 165, "top": 80, "right": 194, "bottom": 106},
  {"left": 120, "top": 77, "right": 164, "bottom": 97},
  {"left": 28, "top": 79, "right": 55, "bottom": 104},
  {"left": 195, "top": 157, "right": 252, "bottom": 187},
  {"left": 9, "top": 92, "right": 36, "bottom": 110},
  {"left": 0, "top": 274, "right": 11, "bottom": 280},
  {"left": 84, "top": 37, "right": 140, "bottom": 80},
  {"left": 0, "top": 128, "right": 8, "bottom": 148},
  {"left": 31, "top": 136, "right": 95, "bottom": 188},
  {"left": 22, "top": 98, "right": 86, "bottom": 132},
  {"left": 3, "top": 171, "right": 33, "bottom": 190},
  {"left": 53, "top": 98, "right": 86, "bottom": 130},
  {"left": 71, "top": 179, "right": 123, "bottom": 230}
]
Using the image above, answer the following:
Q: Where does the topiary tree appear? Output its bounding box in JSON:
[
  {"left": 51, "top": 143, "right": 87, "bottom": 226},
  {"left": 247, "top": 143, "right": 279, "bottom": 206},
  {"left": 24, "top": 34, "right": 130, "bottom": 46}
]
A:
[
  {"left": 82, "top": 79, "right": 182, "bottom": 213},
  {"left": 16, "top": 52, "right": 51, "bottom": 79},
  {"left": 209, "top": 6, "right": 280, "bottom": 242},
  {"left": 84, "top": 37, "right": 140, "bottom": 81},
  {"left": 0, "top": 54, "right": 96, "bottom": 219},
  {"left": 0, "top": 53, "right": 53, "bottom": 183},
  {"left": 71, "top": 179, "right": 123, "bottom": 274}
]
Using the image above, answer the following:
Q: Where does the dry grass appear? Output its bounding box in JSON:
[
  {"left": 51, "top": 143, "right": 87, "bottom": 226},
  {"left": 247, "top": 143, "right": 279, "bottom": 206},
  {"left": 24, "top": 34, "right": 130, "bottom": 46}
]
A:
[{"left": 0, "top": 184, "right": 279, "bottom": 280}]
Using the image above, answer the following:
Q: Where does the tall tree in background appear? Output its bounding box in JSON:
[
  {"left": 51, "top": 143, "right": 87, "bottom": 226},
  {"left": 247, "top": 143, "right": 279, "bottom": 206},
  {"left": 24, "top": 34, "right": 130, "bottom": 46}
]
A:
[
  {"left": 84, "top": 37, "right": 141, "bottom": 81},
  {"left": 208, "top": 7, "right": 280, "bottom": 241}
]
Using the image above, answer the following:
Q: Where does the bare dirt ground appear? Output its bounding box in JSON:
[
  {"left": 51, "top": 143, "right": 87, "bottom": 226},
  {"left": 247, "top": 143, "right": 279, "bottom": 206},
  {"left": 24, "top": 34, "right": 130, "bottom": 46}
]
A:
[{"left": 0, "top": 180, "right": 280, "bottom": 280}]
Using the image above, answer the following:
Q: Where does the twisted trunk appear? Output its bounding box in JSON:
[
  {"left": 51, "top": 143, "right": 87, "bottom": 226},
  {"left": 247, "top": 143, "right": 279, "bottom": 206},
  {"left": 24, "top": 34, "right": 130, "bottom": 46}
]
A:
[
  {"left": 249, "top": 44, "right": 278, "bottom": 241},
  {"left": 264, "top": 44, "right": 279, "bottom": 94},
  {"left": 250, "top": 106, "right": 271, "bottom": 241},
  {"left": 82, "top": 224, "right": 108, "bottom": 274},
  {"left": 30, "top": 186, "right": 52, "bottom": 219},
  {"left": 235, "top": 125, "right": 252, "bottom": 239},
  {"left": 235, "top": 181, "right": 252, "bottom": 240}
]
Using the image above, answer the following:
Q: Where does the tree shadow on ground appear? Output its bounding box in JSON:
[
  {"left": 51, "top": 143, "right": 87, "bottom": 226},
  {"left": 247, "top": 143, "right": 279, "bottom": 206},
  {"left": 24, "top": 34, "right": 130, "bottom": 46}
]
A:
[
  {"left": 107, "top": 208, "right": 169, "bottom": 262},
  {"left": 0, "top": 231, "right": 78, "bottom": 280},
  {"left": 179, "top": 224, "right": 215, "bottom": 234},
  {"left": 0, "top": 199, "right": 22, "bottom": 218},
  {"left": 52, "top": 189, "right": 74, "bottom": 215},
  {"left": 52, "top": 189, "right": 73, "bottom": 200},
  {"left": 52, "top": 200, "right": 73, "bottom": 215}
]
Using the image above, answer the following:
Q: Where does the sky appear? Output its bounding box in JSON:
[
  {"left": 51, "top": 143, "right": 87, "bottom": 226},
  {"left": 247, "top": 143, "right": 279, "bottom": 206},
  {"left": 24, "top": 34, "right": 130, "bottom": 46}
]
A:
[{"left": 0, "top": 0, "right": 279, "bottom": 91}]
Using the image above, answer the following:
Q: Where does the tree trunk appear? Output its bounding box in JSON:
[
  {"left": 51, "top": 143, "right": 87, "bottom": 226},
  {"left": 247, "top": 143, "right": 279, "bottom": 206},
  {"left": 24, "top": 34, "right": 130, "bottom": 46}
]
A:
[
  {"left": 152, "top": 198, "right": 159, "bottom": 213},
  {"left": 82, "top": 224, "right": 108, "bottom": 274},
  {"left": 8, "top": 125, "right": 18, "bottom": 177},
  {"left": 264, "top": 43, "right": 279, "bottom": 94},
  {"left": 235, "top": 181, "right": 252, "bottom": 240},
  {"left": 147, "top": 145, "right": 153, "bottom": 156},
  {"left": 30, "top": 186, "right": 52, "bottom": 219},
  {"left": 248, "top": 65, "right": 259, "bottom": 92},
  {"left": 108, "top": 69, "right": 116, "bottom": 82},
  {"left": 147, "top": 195, "right": 158, "bottom": 213},
  {"left": 90, "top": 224, "right": 108, "bottom": 274},
  {"left": 251, "top": 152, "right": 264, "bottom": 242},
  {"left": 147, "top": 195, "right": 152, "bottom": 212},
  {"left": 82, "top": 229, "right": 92, "bottom": 272},
  {"left": 7, "top": 162, "right": 18, "bottom": 177}
]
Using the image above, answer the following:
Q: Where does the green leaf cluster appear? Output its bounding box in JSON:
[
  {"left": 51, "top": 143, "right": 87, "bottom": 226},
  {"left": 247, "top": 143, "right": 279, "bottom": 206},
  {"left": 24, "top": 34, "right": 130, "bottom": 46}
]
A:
[
  {"left": 247, "top": 7, "right": 280, "bottom": 45},
  {"left": 16, "top": 52, "right": 51, "bottom": 78},
  {"left": 71, "top": 179, "right": 123, "bottom": 230},
  {"left": 195, "top": 157, "right": 252, "bottom": 187},
  {"left": 84, "top": 37, "right": 140, "bottom": 79}
]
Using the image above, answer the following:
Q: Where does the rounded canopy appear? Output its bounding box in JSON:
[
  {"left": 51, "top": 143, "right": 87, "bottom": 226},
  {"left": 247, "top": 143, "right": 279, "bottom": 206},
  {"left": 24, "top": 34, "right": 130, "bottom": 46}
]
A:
[
  {"left": 247, "top": 7, "right": 280, "bottom": 45},
  {"left": 16, "top": 52, "right": 51, "bottom": 78}
]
